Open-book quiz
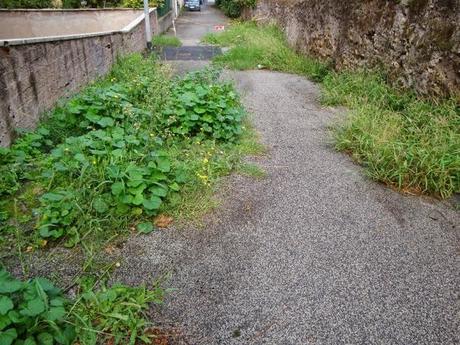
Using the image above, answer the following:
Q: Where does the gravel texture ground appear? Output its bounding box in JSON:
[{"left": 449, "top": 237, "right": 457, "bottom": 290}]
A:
[
  {"left": 114, "top": 4, "right": 460, "bottom": 345},
  {"left": 115, "top": 69, "right": 459, "bottom": 345}
]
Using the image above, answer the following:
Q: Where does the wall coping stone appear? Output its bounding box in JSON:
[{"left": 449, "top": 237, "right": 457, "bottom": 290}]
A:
[{"left": 0, "top": 8, "right": 156, "bottom": 47}]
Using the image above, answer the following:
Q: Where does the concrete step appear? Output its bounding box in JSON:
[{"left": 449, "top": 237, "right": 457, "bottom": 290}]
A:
[{"left": 157, "top": 45, "right": 222, "bottom": 61}]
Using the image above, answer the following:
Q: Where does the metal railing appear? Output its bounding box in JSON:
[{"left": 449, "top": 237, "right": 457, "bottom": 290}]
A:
[{"left": 157, "top": 0, "right": 171, "bottom": 17}]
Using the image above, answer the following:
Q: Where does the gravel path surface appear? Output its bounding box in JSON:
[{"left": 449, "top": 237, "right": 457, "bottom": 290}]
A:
[
  {"left": 115, "top": 5, "right": 460, "bottom": 345},
  {"left": 117, "top": 70, "right": 459, "bottom": 345}
]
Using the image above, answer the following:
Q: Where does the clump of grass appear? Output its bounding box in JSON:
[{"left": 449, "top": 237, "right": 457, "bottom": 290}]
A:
[
  {"left": 0, "top": 266, "right": 168, "bottom": 345},
  {"left": 153, "top": 35, "right": 182, "bottom": 47},
  {"left": 71, "top": 277, "right": 167, "bottom": 345},
  {"left": 162, "top": 120, "right": 266, "bottom": 226},
  {"left": 236, "top": 118, "right": 266, "bottom": 156},
  {"left": 323, "top": 71, "right": 460, "bottom": 198},
  {"left": 203, "top": 21, "right": 329, "bottom": 82},
  {"left": 238, "top": 162, "right": 267, "bottom": 179},
  {"left": 205, "top": 21, "right": 460, "bottom": 199}
]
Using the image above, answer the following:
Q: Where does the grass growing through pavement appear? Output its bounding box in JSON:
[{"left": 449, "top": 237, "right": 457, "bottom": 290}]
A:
[
  {"left": 237, "top": 162, "right": 267, "bottom": 179},
  {"left": 202, "top": 21, "right": 329, "bottom": 82},
  {"left": 163, "top": 119, "right": 265, "bottom": 226},
  {"left": 0, "top": 53, "right": 262, "bottom": 344},
  {"left": 322, "top": 72, "right": 459, "bottom": 198},
  {"left": 153, "top": 34, "right": 182, "bottom": 47},
  {"left": 204, "top": 21, "right": 460, "bottom": 198}
]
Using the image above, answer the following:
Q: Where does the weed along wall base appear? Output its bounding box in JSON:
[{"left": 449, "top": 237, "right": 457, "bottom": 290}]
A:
[
  {"left": 0, "top": 7, "right": 174, "bottom": 148},
  {"left": 0, "top": 55, "right": 253, "bottom": 344},
  {"left": 204, "top": 21, "right": 459, "bottom": 199}
]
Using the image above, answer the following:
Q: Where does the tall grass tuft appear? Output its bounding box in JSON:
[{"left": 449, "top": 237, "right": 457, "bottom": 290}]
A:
[
  {"left": 203, "top": 21, "right": 329, "bottom": 82},
  {"left": 323, "top": 71, "right": 460, "bottom": 198},
  {"left": 153, "top": 35, "right": 182, "bottom": 47}
]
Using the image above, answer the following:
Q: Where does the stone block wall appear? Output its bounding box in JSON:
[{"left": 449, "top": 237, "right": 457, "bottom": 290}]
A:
[
  {"left": 249, "top": 0, "right": 460, "bottom": 98},
  {"left": 0, "top": 9, "right": 173, "bottom": 147},
  {"left": 157, "top": 10, "right": 175, "bottom": 34}
]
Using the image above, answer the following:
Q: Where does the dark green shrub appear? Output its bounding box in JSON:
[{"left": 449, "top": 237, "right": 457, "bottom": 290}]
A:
[
  {"left": 217, "top": 0, "right": 256, "bottom": 18},
  {"left": 61, "top": 0, "right": 81, "bottom": 8},
  {"left": 85, "top": 0, "right": 122, "bottom": 7},
  {"left": 0, "top": 0, "right": 122, "bottom": 8},
  {"left": 0, "top": 0, "right": 52, "bottom": 8}
]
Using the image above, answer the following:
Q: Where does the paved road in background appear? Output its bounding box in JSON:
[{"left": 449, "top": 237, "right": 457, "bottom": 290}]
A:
[
  {"left": 167, "top": 2, "right": 227, "bottom": 46},
  {"left": 117, "top": 5, "right": 460, "bottom": 344}
]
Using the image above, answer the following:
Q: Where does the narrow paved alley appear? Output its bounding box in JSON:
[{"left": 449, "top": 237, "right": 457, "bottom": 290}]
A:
[{"left": 115, "top": 4, "right": 460, "bottom": 344}]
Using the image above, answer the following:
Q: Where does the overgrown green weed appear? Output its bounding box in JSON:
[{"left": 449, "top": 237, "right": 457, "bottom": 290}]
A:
[
  {"left": 0, "top": 52, "right": 262, "bottom": 343},
  {"left": 203, "top": 21, "right": 329, "bottom": 82},
  {"left": 153, "top": 35, "right": 182, "bottom": 47},
  {"left": 323, "top": 71, "right": 460, "bottom": 197}
]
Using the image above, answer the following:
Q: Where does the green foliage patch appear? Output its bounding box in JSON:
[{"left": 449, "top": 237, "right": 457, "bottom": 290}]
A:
[
  {"left": 215, "top": 0, "right": 256, "bottom": 18},
  {"left": 0, "top": 268, "right": 166, "bottom": 345},
  {"left": 0, "top": 268, "right": 75, "bottom": 345},
  {"left": 322, "top": 71, "right": 460, "bottom": 198},
  {"left": 202, "top": 21, "right": 329, "bottom": 82},
  {"left": 162, "top": 69, "right": 244, "bottom": 141},
  {"left": 0, "top": 0, "right": 123, "bottom": 8},
  {"left": 121, "top": 0, "right": 163, "bottom": 8},
  {"left": 1, "top": 52, "right": 255, "bottom": 344},
  {"left": 72, "top": 279, "right": 166, "bottom": 345},
  {"left": 0, "top": 54, "right": 248, "bottom": 251},
  {"left": 0, "top": 0, "right": 52, "bottom": 8}
]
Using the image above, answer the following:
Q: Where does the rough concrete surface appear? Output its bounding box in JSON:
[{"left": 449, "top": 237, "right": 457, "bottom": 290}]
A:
[{"left": 114, "top": 4, "right": 460, "bottom": 345}]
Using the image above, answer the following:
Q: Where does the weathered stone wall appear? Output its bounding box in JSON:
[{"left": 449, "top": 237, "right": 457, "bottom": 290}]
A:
[
  {"left": 0, "top": 9, "right": 173, "bottom": 147},
  {"left": 249, "top": 0, "right": 460, "bottom": 98},
  {"left": 157, "top": 10, "right": 175, "bottom": 34}
]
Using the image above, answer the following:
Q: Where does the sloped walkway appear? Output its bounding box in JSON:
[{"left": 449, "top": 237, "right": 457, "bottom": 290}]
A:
[{"left": 115, "top": 5, "right": 460, "bottom": 345}]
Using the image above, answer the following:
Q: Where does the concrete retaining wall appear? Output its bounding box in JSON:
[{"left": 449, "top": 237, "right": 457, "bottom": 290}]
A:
[
  {"left": 0, "top": 9, "right": 142, "bottom": 39},
  {"left": 0, "top": 9, "right": 173, "bottom": 147},
  {"left": 157, "top": 9, "right": 175, "bottom": 34}
]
